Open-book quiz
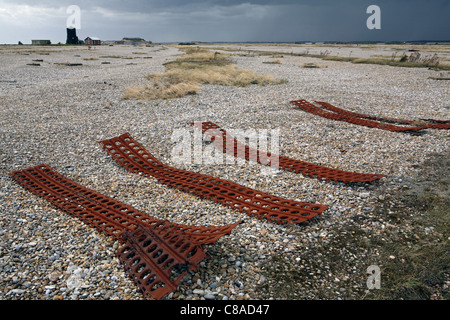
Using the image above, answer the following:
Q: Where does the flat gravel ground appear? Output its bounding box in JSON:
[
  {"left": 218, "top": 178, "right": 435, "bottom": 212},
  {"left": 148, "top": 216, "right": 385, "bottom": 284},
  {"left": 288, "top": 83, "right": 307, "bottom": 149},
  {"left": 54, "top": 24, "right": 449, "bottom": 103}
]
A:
[{"left": 0, "top": 44, "right": 448, "bottom": 300}]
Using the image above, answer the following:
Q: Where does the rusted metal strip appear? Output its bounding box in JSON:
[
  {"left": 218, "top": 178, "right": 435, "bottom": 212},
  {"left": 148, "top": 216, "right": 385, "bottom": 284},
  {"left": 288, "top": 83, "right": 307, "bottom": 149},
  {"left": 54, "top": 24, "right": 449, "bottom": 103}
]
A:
[
  {"left": 10, "top": 164, "right": 240, "bottom": 246},
  {"left": 100, "top": 133, "right": 328, "bottom": 224},
  {"left": 117, "top": 223, "right": 206, "bottom": 300},
  {"left": 315, "top": 101, "right": 450, "bottom": 129},
  {"left": 290, "top": 99, "right": 436, "bottom": 133},
  {"left": 315, "top": 101, "right": 415, "bottom": 125},
  {"left": 10, "top": 164, "right": 241, "bottom": 300},
  {"left": 191, "top": 121, "right": 385, "bottom": 183}
]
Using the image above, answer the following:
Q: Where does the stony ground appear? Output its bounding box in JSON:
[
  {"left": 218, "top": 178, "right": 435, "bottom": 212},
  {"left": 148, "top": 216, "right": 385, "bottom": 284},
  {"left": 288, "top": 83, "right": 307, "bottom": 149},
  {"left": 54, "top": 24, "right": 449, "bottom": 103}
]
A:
[{"left": 0, "top": 43, "right": 448, "bottom": 300}]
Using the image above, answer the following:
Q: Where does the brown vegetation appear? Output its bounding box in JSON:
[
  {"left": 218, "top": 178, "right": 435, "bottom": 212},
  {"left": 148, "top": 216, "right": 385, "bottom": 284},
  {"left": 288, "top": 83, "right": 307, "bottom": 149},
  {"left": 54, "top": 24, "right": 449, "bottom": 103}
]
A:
[{"left": 123, "top": 47, "right": 286, "bottom": 100}]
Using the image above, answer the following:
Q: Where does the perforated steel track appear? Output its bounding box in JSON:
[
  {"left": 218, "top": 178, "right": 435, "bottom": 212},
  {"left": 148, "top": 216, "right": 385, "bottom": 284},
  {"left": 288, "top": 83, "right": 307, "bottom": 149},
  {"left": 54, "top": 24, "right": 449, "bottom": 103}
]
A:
[
  {"left": 315, "top": 101, "right": 416, "bottom": 125},
  {"left": 291, "top": 99, "right": 450, "bottom": 132},
  {"left": 10, "top": 164, "right": 239, "bottom": 245},
  {"left": 100, "top": 133, "right": 328, "bottom": 224},
  {"left": 117, "top": 223, "right": 206, "bottom": 300},
  {"left": 315, "top": 101, "right": 450, "bottom": 130},
  {"left": 10, "top": 164, "right": 240, "bottom": 300},
  {"left": 191, "top": 121, "right": 385, "bottom": 183}
]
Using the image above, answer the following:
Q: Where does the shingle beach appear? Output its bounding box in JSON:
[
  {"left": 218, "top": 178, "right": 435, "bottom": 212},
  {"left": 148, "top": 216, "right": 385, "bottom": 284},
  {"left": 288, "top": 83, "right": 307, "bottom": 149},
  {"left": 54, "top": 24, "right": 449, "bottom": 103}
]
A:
[{"left": 1, "top": 43, "right": 448, "bottom": 300}]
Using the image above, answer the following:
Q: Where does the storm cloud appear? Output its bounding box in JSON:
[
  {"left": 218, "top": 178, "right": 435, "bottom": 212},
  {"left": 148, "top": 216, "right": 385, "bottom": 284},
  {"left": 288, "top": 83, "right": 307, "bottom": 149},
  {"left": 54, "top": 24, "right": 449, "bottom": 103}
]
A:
[{"left": 0, "top": 0, "right": 448, "bottom": 44}]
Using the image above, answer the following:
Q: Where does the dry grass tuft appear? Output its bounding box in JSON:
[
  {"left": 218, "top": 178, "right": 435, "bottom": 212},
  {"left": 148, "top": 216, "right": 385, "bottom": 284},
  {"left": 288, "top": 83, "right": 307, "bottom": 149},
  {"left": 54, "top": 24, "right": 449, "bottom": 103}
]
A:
[
  {"left": 82, "top": 56, "right": 99, "bottom": 61},
  {"left": 263, "top": 59, "right": 282, "bottom": 64},
  {"left": 124, "top": 82, "right": 200, "bottom": 100},
  {"left": 124, "top": 47, "right": 286, "bottom": 100}
]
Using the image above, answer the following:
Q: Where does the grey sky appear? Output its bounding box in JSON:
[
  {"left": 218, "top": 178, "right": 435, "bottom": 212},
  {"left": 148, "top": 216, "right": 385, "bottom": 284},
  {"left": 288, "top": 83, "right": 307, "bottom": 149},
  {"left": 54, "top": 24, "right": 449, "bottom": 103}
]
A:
[{"left": 0, "top": 0, "right": 448, "bottom": 44}]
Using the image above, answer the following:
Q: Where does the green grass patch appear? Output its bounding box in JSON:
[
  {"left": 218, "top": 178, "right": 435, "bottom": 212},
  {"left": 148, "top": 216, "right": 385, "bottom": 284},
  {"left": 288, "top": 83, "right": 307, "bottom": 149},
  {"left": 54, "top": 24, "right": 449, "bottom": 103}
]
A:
[
  {"left": 366, "top": 153, "right": 450, "bottom": 300},
  {"left": 209, "top": 47, "right": 450, "bottom": 71}
]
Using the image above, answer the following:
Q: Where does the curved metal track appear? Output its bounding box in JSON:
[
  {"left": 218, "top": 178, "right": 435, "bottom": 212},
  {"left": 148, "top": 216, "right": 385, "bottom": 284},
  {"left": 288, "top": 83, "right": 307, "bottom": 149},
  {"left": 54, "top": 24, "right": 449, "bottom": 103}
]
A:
[
  {"left": 315, "top": 101, "right": 450, "bottom": 129},
  {"left": 291, "top": 99, "right": 450, "bottom": 132},
  {"left": 191, "top": 121, "right": 386, "bottom": 183},
  {"left": 117, "top": 223, "right": 207, "bottom": 300},
  {"left": 100, "top": 133, "right": 328, "bottom": 225},
  {"left": 10, "top": 164, "right": 241, "bottom": 300},
  {"left": 10, "top": 164, "right": 239, "bottom": 245}
]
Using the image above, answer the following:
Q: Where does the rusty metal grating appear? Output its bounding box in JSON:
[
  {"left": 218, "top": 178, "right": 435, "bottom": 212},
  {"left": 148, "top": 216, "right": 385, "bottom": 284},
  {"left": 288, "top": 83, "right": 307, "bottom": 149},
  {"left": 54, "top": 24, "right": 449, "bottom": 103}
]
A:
[
  {"left": 315, "top": 101, "right": 415, "bottom": 125},
  {"left": 191, "top": 121, "right": 385, "bottom": 183},
  {"left": 10, "top": 164, "right": 240, "bottom": 299},
  {"left": 100, "top": 133, "right": 328, "bottom": 224},
  {"left": 291, "top": 99, "right": 450, "bottom": 132},
  {"left": 117, "top": 223, "right": 206, "bottom": 300},
  {"left": 10, "top": 164, "right": 239, "bottom": 245},
  {"left": 315, "top": 101, "right": 450, "bottom": 128}
]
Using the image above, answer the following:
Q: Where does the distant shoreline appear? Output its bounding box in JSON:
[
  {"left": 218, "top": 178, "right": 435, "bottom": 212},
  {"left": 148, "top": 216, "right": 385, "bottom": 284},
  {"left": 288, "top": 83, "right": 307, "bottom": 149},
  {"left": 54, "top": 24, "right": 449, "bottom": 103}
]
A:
[{"left": 2, "top": 40, "right": 450, "bottom": 46}]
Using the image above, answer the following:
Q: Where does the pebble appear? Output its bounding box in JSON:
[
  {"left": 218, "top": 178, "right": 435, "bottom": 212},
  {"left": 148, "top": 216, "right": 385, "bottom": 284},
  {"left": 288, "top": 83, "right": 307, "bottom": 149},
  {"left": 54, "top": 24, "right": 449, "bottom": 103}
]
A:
[
  {"left": 9, "top": 289, "right": 25, "bottom": 295},
  {"left": 359, "top": 192, "right": 370, "bottom": 199},
  {"left": 193, "top": 289, "right": 205, "bottom": 295},
  {"left": 1, "top": 43, "right": 448, "bottom": 300}
]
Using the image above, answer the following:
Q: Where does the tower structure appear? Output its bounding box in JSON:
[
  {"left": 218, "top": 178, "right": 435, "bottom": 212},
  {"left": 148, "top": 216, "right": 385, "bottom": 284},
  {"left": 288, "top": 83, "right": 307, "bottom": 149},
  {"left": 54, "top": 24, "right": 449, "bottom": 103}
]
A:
[{"left": 66, "top": 27, "right": 79, "bottom": 45}]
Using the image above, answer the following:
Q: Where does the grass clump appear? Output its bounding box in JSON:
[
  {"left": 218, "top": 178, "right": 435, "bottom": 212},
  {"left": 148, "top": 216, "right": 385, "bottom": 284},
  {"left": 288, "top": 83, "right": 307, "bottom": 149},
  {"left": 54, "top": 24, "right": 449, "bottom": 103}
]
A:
[
  {"left": 82, "top": 56, "right": 98, "bottom": 61},
  {"left": 321, "top": 51, "right": 449, "bottom": 70},
  {"left": 123, "top": 47, "right": 286, "bottom": 100},
  {"left": 211, "top": 47, "right": 450, "bottom": 71},
  {"left": 263, "top": 59, "right": 282, "bottom": 64}
]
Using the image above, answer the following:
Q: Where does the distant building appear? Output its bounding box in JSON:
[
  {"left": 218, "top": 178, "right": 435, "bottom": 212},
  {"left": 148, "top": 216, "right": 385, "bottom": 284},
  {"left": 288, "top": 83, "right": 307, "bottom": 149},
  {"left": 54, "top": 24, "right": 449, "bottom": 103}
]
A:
[
  {"left": 66, "top": 27, "right": 79, "bottom": 45},
  {"left": 32, "top": 40, "right": 51, "bottom": 45},
  {"left": 84, "top": 37, "right": 101, "bottom": 46}
]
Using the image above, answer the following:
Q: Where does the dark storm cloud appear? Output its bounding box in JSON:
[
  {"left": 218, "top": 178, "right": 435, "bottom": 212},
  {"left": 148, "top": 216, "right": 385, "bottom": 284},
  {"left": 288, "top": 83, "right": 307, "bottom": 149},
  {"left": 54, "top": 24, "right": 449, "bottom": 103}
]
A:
[{"left": 1, "top": 0, "right": 448, "bottom": 43}]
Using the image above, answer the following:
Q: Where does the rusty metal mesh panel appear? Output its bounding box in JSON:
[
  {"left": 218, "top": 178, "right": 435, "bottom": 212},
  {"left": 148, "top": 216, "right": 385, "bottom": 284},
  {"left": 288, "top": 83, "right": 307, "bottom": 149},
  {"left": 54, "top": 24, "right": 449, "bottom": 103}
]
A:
[
  {"left": 315, "top": 101, "right": 450, "bottom": 129},
  {"left": 291, "top": 99, "right": 450, "bottom": 132},
  {"left": 117, "top": 223, "right": 206, "bottom": 300},
  {"left": 315, "top": 101, "right": 415, "bottom": 125},
  {"left": 100, "top": 133, "right": 328, "bottom": 224},
  {"left": 191, "top": 121, "right": 385, "bottom": 183},
  {"left": 10, "top": 164, "right": 242, "bottom": 300},
  {"left": 9, "top": 164, "right": 240, "bottom": 245},
  {"left": 315, "top": 101, "right": 450, "bottom": 128}
]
